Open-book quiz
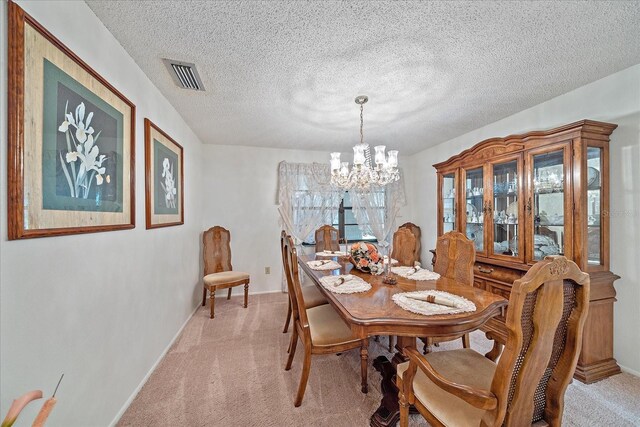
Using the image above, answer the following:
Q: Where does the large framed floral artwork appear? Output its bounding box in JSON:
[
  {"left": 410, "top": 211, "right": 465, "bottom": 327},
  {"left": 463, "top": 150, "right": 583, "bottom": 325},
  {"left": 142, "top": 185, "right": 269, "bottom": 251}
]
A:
[
  {"left": 144, "top": 119, "right": 184, "bottom": 229},
  {"left": 7, "top": 1, "right": 135, "bottom": 239}
]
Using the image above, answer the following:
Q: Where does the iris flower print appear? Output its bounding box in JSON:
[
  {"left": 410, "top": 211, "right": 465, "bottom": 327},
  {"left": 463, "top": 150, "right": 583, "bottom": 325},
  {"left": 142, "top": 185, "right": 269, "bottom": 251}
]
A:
[
  {"left": 160, "top": 158, "right": 177, "bottom": 209},
  {"left": 57, "top": 101, "right": 109, "bottom": 199}
]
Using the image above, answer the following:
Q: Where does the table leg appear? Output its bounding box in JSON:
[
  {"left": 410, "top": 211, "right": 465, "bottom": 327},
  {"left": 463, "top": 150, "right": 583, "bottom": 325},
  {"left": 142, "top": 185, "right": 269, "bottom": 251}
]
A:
[{"left": 370, "top": 336, "right": 417, "bottom": 427}]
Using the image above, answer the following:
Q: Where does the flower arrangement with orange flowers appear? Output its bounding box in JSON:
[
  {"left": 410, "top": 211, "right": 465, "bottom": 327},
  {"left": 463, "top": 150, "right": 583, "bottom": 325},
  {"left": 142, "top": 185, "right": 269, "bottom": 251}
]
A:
[{"left": 350, "top": 242, "right": 384, "bottom": 275}]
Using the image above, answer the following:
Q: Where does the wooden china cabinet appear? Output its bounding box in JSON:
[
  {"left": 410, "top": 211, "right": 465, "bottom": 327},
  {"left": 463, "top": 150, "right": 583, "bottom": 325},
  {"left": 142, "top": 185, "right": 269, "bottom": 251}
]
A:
[{"left": 433, "top": 120, "right": 620, "bottom": 383}]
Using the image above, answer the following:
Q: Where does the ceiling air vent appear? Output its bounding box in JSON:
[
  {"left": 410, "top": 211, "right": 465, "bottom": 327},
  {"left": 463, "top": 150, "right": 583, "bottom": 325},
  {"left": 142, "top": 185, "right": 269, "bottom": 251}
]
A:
[{"left": 162, "top": 59, "right": 205, "bottom": 91}]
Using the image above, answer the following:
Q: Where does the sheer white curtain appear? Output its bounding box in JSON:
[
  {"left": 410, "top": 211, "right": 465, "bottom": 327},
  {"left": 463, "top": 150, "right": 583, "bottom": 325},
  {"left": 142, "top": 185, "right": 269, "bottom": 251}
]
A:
[
  {"left": 350, "top": 170, "right": 406, "bottom": 256},
  {"left": 277, "top": 161, "right": 344, "bottom": 243}
]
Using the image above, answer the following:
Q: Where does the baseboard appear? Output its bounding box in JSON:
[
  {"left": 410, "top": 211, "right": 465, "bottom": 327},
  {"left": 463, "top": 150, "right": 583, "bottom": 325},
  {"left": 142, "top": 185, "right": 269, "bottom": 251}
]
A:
[
  {"left": 108, "top": 304, "right": 200, "bottom": 427},
  {"left": 620, "top": 364, "right": 640, "bottom": 378},
  {"left": 227, "top": 288, "right": 284, "bottom": 296}
]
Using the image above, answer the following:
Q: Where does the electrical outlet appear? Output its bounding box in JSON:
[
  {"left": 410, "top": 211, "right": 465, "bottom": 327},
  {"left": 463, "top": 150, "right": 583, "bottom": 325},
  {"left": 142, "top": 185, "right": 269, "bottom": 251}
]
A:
[{"left": 265, "top": 266, "right": 271, "bottom": 274}]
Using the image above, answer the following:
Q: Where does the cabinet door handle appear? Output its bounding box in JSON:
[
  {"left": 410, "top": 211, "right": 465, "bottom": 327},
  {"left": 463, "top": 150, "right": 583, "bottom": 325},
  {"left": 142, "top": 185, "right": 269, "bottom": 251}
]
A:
[
  {"left": 478, "top": 267, "right": 494, "bottom": 274},
  {"left": 526, "top": 197, "right": 532, "bottom": 213}
]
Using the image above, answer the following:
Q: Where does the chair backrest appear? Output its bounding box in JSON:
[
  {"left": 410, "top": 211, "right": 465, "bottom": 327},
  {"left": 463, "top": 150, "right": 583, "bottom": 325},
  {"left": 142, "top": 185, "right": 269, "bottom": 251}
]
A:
[
  {"left": 399, "top": 222, "right": 422, "bottom": 263},
  {"left": 283, "top": 234, "right": 310, "bottom": 334},
  {"left": 485, "top": 256, "right": 590, "bottom": 426},
  {"left": 203, "top": 226, "right": 232, "bottom": 275},
  {"left": 281, "top": 230, "right": 300, "bottom": 321},
  {"left": 433, "top": 231, "right": 475, "bottom": 286},
  {"left": 391, "top": 227, "right": 418, "bottom": 266},
  {"left": 315, "top": 225, "right": 341, "bottom": 252}
]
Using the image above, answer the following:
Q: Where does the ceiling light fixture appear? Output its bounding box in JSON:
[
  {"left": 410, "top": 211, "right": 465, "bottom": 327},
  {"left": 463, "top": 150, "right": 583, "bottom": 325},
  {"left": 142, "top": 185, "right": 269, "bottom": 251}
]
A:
[{"left": 330, "top": 95, "right": 399, "bottom": 190}]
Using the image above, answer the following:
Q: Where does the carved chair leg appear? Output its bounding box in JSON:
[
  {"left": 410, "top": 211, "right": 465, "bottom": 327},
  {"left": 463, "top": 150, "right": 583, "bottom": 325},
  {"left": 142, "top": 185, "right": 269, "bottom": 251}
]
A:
[
  {"left": 285, "top": 327, "right": 298, "bottom": 371},
  {"left": 399, "top": 389, "right": 410, "bottom": 427},
  {"left": 243, "top": 283, "right": 249, "bottom": 308},
  {"left": 209, "top": 290, "right": 215, "bottom": 319},
  {"left": 462, "top": 333, "right": 471, "bottom": 349},
  {"left": 202, "top": 287, "right": 207, "bottom": 306},
  {"left": 360, "top": 339, "right": 369, "bottom": 393},
  {"left": 294, "top": 345, "right": 312, "bottom": 407},
  {"left": 227, "top": 288, "right": 232, "bottom": 300},
  {"left": 388, "top": 335, "right": 395, "bottom": 353},
  {"left": 283, "top": 298, "right": 292, "bottom": 334}
]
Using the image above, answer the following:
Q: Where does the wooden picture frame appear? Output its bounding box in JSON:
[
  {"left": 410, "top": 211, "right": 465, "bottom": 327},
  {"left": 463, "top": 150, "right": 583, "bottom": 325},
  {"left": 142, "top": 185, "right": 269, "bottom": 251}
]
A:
[
  {"left": 7, "top": 1, "right": 135, "bottom": 239},
  {"left": 144, "top": 119, "right": 184, "bottom": 229}
]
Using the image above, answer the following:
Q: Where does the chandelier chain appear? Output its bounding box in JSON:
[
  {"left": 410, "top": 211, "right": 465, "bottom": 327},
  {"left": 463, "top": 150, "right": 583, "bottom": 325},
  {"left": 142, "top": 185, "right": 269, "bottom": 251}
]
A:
[{"left": 360, "top": 103, "right": 364, "bottom": 146}]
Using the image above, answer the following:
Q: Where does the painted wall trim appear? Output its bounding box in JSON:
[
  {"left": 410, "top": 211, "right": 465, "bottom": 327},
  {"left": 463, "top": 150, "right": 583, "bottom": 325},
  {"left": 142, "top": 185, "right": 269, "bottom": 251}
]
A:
[{"left": 620, "top": 365, "right": 640, "bottom": 378}]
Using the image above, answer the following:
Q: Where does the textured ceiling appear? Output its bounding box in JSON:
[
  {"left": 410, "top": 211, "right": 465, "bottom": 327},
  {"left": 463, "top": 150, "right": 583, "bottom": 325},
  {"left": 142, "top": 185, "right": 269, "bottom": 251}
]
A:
[{"left": 86, "top": 1, "right": 640, "bottom": 154}]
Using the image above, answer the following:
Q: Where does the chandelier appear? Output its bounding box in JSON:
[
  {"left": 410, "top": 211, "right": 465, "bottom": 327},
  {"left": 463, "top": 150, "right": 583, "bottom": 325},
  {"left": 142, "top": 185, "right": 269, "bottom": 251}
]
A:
[{"left": 330, "top": 95, "right": 399, "bottom": 190}]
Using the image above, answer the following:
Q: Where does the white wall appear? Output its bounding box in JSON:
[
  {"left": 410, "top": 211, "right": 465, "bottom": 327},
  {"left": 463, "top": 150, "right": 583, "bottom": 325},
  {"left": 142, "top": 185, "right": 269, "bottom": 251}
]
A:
[
  {"left": 200, "top": 145, "right": 414, "bottom": 294},
  {"left": 0, "top": 1, "right": 205, "bottom": 426},
  {"left": 411, "top": 64, "right": 640, "bottom": 375}
]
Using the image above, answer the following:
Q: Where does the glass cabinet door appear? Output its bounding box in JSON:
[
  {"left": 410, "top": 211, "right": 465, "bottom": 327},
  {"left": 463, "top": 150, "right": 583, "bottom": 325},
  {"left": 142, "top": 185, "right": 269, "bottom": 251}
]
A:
[
  {"left": 441, "top": 173, "right": 456, "bottom": 234},
  {"left": 587, "top": 146, "right": 603, "bottom": 266},
  {"left": 490, "top": 158, "right": 523, "bottom": 260},
  {"left": 529, "top": 146, "right": 570, "bottom": 262},
  {"left": 463, "top": 167, "right": 485, "bottom": 254}
]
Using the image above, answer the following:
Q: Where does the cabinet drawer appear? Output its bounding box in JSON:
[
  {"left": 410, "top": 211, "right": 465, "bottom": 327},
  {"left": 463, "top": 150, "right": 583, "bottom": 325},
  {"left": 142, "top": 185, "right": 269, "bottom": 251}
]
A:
[{"left": 474, "top": 262, "right": 524, "bottom": 284}]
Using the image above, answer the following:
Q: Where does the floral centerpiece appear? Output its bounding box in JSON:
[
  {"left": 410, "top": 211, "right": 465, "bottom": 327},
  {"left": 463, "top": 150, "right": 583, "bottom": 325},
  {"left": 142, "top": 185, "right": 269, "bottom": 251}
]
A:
[{"left": 350, "top": 242, "right": 384, "bottom": 275}]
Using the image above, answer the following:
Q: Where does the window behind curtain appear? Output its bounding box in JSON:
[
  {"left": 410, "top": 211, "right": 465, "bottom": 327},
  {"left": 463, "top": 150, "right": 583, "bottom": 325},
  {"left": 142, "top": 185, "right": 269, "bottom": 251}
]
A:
[{"left": 332, "top": 191, "right": 379, "bottom": 243}]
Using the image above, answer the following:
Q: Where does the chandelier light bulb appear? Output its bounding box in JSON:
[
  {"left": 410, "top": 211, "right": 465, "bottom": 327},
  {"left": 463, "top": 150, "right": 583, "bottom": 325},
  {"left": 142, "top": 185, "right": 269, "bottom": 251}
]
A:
[
  {"left": 353, "top": 144, "right": 366, "bottom": 165},
  {"left": 374, "top": 145, "right": 386, "bottom": 165},
  {"left": 387, "top": 150, "right": 399, "bottom": 168},
  {"left": 330, "top": 152, "right": 341, "bottom": 171}
]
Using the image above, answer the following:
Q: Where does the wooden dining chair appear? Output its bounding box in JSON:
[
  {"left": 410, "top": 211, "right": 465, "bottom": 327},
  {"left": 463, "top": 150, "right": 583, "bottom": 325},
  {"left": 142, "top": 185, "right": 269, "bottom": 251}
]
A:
[
  {"left": 422, "top": 231, "right": 475, "bottom": 352},
  {"left": 399, "top": 222, "right": 422, "bottom": 264},
  {"left": 387, "top": 223, "right": 422, "bottom": 352},
  {"left": 314, "top": 224, "right": 341, "bottom": 253},
  {"left": 201, "top": 226, "right": 250, "bottom": 319},
  {"left": 391, "top": 227, "right": 418, "bottom": 266},
  {"left": 280, "top": 230, "right": 328, "bottom": 334},
  {"left": 282, "top": 234, "right": 369, "bottom": 407},
  {"left": 397, "top": 256, "right": 590, "bottom": 427}
]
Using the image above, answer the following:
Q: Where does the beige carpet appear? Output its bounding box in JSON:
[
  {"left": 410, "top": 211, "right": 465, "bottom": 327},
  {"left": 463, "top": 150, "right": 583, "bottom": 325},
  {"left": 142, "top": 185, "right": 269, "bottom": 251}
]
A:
[{"left": 118, "top": 293, "right": 640, "bottom": 426}]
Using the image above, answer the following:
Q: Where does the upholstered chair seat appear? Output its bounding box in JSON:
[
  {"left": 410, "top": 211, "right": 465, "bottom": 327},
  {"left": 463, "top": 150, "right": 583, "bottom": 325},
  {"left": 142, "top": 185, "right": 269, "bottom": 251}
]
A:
[
  {"left": 306, "top": 305, "right": 362, "bottom": 347},
  {"left": 397, "top": 349, "right": 496, "bottom": 426},
  {"left": 203, "top": 271, "right": 250, "bottom": 286}
]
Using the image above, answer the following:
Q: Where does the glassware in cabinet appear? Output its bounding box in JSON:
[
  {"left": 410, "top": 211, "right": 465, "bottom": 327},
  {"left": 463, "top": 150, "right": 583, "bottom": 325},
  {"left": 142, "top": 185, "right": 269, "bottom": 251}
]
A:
[
  {"left": 491, "top": 159, "right": 521, "bottom": 259},
  {"left": 441, "top": 173, "right": 456, "bottom": 233},
  {"left": 463, "top": 167, "right": 485, "bottom": 253},
  {"left": 531, "top": 149, "right": 567, "bottom": 261}
]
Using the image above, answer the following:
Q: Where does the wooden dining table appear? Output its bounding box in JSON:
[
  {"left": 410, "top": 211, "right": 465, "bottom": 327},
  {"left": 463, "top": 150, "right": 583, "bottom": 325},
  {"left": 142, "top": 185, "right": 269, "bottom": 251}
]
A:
[{"left": 299, "top": 254, "right": 508, "bottom": 427}]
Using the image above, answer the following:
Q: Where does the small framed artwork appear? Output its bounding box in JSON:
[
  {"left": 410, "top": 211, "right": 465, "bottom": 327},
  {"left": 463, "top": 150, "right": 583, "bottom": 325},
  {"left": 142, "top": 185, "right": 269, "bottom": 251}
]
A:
[
  {"left": 144, "top": 119, "right": 184, "bottom": 229},
  {"left": 7, "top": 1, "right": 135, "bottom": 239}
]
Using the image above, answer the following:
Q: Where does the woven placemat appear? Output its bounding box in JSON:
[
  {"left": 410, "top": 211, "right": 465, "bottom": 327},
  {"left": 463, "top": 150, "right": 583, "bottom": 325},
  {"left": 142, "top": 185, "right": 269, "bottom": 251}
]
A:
[
  {"left": 391, "top": 266, "right": 441, "bottom": 281},
  {"left": 306, "top": 260, "right": 341, "bottom": 270},
  {"left": 319, "top": 274, "right": 372, "bottom": 294},
  {"left": 392, "top": 290, "right": 476, "bottom": 315},
  {"left": 315, "top": 250, "right": 349, "bottom": 257}
]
